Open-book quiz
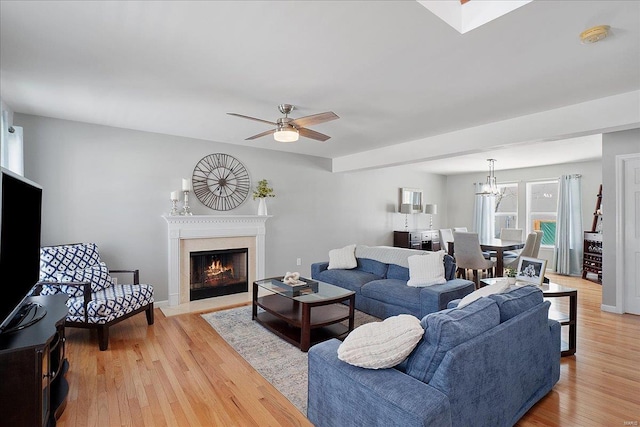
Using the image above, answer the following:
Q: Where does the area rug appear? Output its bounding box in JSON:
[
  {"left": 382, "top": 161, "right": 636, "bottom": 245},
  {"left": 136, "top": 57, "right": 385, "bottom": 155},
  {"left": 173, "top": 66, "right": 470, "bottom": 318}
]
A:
[{"left": 201, "top": 305, "right": 379, "bottom": 415}]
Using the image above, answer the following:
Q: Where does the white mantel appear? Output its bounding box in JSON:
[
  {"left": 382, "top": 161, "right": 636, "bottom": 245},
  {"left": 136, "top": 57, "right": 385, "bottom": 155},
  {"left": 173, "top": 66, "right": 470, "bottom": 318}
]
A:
[{"left": 163, "top": 215, "right": 270, "bottom": 306}]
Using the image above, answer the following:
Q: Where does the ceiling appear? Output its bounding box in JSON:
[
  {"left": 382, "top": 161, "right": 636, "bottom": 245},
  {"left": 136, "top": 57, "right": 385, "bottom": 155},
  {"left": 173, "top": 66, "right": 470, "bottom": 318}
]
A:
[
  {"left": 413, "top": 134, "right": 603, "bottom": 175},
  {"left": 1, "top": 1, "right": 638, "bottom": 174}
]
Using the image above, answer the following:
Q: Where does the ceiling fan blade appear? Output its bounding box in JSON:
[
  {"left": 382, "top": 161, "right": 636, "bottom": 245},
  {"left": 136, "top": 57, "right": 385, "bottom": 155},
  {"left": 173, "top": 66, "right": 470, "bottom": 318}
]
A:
[
  {"left": 227, "top": 113, "right": 277, "bottom": 126},
  {"left": 290, "top": 111, "right": 339, "bottom": 128},
  {"left": 298, "top": 127, "right": 331, "bottom": 142},
  {"left": 245, "top": 128, "right": 276, "bottom": 140}
]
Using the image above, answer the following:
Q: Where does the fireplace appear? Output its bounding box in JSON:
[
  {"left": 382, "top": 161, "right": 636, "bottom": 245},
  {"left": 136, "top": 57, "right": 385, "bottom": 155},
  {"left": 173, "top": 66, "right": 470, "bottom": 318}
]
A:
[
  {"left": 190, "top": 248, "right": 248, "bottom": 300},
  {"left": 164, "top": 215, "right": 269, "bottom": 306}
]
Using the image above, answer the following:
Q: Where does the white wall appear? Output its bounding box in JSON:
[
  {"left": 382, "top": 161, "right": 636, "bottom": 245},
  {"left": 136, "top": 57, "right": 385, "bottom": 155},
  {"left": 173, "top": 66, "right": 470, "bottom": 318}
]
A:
[
  {"left": 602, "top": 128, "right": 640, "bottom": 309},
  {"left": 444, "top": 160, "right": 603, "bottom": 268},
  {"left": 18, "top": 114, "right": 447, "bottom": 302}
]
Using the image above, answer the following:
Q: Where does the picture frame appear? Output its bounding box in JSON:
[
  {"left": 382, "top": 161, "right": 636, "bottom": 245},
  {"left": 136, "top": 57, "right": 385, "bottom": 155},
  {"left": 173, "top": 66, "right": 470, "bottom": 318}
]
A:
[{"left": 515, "top": 256, "right": 547, "bottom": 286}]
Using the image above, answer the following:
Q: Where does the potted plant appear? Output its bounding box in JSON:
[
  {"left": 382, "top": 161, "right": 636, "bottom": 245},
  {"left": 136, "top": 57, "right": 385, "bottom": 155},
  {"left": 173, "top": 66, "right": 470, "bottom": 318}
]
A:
[
  {"left": 504, "top": 266, "right": 517, "bottom": 285},
  {"left": 253, "top": 179, "right": 275, "bottom": 215}
]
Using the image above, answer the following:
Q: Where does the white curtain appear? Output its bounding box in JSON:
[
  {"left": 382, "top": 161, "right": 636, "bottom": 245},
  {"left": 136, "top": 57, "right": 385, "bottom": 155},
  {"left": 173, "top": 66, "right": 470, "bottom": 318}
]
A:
[
  {"left": 0, "top": 109, "right": 24, "bottom": 175},
  {"left": 0, "top": 109, "right": 9, "bottom": 168},
  {"left": 473, "top": 182, "right": 495, "bottom": 242},
  {"left": 554, "top": 174, "right": 583, "bottom": 275}
]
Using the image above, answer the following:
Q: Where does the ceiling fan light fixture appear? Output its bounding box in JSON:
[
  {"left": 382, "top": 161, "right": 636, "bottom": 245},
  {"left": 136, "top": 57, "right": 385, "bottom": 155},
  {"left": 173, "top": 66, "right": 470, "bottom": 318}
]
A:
[
  {"left": 229, "top": 104, "right": 337, "bottom": 142},
  {"left": 274, "top": 127, "right": 299, "bottom": 142}
]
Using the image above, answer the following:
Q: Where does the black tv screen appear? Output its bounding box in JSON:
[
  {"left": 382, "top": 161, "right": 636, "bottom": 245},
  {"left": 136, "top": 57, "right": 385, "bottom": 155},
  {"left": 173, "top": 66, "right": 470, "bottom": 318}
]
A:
[{"left": 0, "top": 167, "right": 43, "bottom": 332}]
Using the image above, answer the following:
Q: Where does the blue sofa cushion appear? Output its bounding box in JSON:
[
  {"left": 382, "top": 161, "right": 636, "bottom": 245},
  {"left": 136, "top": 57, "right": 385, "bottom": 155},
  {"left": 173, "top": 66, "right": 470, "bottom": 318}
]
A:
[
  {"left": 314, "top": 269, "right": 383, "bottom": 294},
  {"left": 418, "top": 279, "right": 477, "bottom": 314},
  {"left": 361, "top": 279, "right": 421, "bottom": 311},
  {"left": 443, "top": 254, "right": 456, "bottom": 281},
  {"left": 387, "top": 264, "right": 409, "bottom": 281},
  {"left": 402, "top": 297, "right": 500, "bottom": 384},
  {"left": 488, "top": 285, "right": 543, "bottom": 322},
  {"left": 357, "top": 258, "right": 389, "bottom": 278}
]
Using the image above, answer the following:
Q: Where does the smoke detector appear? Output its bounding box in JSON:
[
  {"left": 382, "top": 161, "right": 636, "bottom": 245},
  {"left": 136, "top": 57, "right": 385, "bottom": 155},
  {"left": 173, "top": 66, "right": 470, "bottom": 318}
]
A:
[{"left": 580, "top": 25, "right": 610, "bottom": 44}]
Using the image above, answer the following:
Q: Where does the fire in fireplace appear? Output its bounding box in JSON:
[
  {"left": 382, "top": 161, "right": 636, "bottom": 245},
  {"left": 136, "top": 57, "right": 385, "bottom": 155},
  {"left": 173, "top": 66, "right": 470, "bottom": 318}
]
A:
[{"left": 190, "top": 248, "right": 248, "bottom": 300}]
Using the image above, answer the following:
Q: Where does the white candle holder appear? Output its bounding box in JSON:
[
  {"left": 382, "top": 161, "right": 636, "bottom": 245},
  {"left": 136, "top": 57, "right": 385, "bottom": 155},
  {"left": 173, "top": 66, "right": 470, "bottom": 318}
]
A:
[{"left": 181, "top": 190, "right": 193, "bottom": 216}]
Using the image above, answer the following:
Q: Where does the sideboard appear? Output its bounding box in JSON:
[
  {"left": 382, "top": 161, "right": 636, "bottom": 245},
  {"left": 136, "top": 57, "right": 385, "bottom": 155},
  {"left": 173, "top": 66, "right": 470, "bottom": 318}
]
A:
[{"left": 393, "top": 230, "right": 441, "bottom": 252}]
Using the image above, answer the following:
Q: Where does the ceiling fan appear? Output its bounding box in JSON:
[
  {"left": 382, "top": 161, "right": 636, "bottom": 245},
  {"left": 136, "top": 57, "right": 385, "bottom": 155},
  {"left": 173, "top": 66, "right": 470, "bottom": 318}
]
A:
[{"left": 227, "top": 104, "right": 339, "bottom": 142}]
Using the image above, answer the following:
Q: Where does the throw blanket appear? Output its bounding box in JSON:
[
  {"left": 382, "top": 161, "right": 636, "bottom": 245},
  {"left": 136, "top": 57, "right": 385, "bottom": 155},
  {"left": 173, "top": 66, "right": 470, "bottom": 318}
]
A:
[{"left": 355, "top": 245, "right": 427, "bottom": 268}]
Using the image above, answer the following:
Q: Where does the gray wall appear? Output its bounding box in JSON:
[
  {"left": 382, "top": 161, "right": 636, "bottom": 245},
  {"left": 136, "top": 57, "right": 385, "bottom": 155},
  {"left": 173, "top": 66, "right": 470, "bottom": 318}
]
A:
[
  {"left": 602, "top": 128, "right": 640, "bottom": 308},
  {"left": 18, "top": 113, "right": 447, "bottom": 302},
  {"left": 16, "top": 112, "right": 632, "bottom": 309},
  {"left": 444, "top": 160, "right": 603, "bottom": 267}
]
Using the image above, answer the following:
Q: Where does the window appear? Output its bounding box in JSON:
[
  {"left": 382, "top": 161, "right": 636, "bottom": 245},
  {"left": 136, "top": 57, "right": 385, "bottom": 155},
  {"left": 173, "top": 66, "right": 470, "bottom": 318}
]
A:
[
  {"left": 526, "top": 180, "right": 559, "bottom": 246},
  {"left": 494, "top": 183, "right": 518, "bottom": 238}
]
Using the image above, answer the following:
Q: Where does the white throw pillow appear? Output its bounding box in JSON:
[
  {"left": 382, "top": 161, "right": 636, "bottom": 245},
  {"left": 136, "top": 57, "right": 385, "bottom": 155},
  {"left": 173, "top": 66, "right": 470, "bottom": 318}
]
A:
[
  {"left": 406, "top": 251, "right": 446, "bottom": 287},
  {"left": 328, "top": 244, "right": 357, "bottom": 270},
  {"left": 338, "top": 314, "right": 424, "bottom": 369},
  {"left": 457, "top": 280, "right": 511, "bottom": 308}
]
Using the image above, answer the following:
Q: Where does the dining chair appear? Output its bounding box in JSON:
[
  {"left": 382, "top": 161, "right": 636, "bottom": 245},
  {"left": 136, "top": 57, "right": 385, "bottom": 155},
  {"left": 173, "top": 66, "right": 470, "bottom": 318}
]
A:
[
  {"left": 452, "top": 231, "right": 495, "bottom": 289},
  {"left": 532, "top": 230, "right": 544, "bottom": 258},
  {"left": 499, "top": 228, "right": 525, "bottom": 259},
  {"left": 504, "top": 232, "right": 537, "bottom": 270},
  {"left": 485, "top": 228, "right": 525, "bottom": 260},
  {"left": 500, "top": 228, "right": 524, "bottom": 241},
  {"left": 439, "top": 229, "right": 454, "bottom": 253}
]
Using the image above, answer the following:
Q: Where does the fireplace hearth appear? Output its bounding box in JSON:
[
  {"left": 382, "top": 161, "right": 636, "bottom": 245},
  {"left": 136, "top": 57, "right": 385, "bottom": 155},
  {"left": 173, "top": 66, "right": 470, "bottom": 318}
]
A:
[{"left": 190, "top": 248, "right": 248, "bottom": 301}]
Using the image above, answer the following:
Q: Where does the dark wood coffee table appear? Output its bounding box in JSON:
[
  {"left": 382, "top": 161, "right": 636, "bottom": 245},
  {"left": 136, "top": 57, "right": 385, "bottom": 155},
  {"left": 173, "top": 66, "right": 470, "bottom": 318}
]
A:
[{"left": 252, "top": 277, "right": 355, "bottom": 352}]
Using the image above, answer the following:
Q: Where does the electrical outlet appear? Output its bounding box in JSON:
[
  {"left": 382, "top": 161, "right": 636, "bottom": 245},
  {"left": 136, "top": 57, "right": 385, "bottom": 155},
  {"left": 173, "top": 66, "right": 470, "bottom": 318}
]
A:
[
  {"left": 296, "top": 258, "right": 302, "bottom": 266},
  {"left": 112, "top": 277, "right": 117, "bottom": 286}
]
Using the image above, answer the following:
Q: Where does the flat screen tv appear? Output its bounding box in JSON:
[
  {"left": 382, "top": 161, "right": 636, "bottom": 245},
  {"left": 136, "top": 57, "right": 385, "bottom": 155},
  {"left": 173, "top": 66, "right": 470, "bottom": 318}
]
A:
[{"left": 0, "top": 166, "right": 45, "bottom": 333}]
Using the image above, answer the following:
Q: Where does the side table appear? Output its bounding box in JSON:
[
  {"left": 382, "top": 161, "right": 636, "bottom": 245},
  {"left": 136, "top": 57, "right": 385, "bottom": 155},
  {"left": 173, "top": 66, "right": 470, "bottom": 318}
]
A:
[
  {"left": 480, "top": 279, "right": 577, "bottom": 357},
  {"left": 540, "top": 282, "right": 577, "bottom": 357}
]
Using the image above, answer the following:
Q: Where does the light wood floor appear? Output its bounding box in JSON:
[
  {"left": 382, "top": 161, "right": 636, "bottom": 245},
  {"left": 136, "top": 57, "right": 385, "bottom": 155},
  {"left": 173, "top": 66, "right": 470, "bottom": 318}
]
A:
[{"left": 56, "top": 274, "right": 639, "bottom": 427}]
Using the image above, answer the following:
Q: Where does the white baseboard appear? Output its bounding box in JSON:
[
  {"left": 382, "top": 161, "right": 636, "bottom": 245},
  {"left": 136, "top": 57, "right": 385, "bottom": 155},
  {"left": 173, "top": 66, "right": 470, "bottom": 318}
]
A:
[
  {"left": 600, "top": 304, "right": 623, "bottom": 314},
  {"left": 154, "top": 299, "right": 169, "bottom": 308}
]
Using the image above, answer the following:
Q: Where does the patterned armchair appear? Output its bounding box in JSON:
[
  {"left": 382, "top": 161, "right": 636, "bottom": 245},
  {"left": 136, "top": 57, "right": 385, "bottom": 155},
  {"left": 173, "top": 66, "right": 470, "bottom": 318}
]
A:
[{"left": 32, "top": 243, "right": 154, "bottom": 350}]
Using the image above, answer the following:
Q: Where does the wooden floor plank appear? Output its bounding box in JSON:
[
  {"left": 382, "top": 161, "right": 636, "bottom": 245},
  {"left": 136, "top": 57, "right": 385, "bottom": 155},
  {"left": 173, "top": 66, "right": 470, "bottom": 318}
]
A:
[{"left": 55, "top": 274, "right": 638, "bottom": 426}]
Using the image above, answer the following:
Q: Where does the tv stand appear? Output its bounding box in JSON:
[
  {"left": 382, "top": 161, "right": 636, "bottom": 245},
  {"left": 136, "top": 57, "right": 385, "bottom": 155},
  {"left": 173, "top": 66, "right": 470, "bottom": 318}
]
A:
[
  {"left": 3, "top": 301, "right": 47, "bottom": 333},
  {"left": 0, "top": 294, "right": 69, "bottom": 426}
]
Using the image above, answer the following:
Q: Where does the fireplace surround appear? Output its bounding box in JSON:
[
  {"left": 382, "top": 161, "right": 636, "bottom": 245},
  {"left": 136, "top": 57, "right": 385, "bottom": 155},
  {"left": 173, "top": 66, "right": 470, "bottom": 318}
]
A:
[{"left": 164, "top": 215, "right": 269, "bottom": 306}]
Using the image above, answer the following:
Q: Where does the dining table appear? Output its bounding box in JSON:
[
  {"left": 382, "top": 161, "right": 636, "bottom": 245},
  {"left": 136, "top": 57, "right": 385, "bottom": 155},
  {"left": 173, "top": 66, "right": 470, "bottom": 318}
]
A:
[{"left": 447, "top": 238, "right": 525, "bottom": 277}]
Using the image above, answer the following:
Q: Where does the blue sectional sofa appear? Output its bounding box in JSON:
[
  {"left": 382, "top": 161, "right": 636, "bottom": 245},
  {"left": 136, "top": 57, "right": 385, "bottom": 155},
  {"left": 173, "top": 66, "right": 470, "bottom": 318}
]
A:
[
  {"left": 311, "top": 245, "right": 475, "bottom": 319},
  {"left": 307, "top": 285, "right": 561, "bottom": 427}
]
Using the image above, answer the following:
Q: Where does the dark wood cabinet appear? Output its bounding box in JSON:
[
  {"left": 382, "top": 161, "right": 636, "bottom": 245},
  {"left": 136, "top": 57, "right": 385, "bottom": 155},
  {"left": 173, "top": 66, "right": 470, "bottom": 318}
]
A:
[
  {"left": 583, "top": 231, "right": 602, "bottom": 284},
  {"left": 394, "top": 230, "right": 441, "bottom": 252},
  {"left": 582, "top": 185, "right": 603, "bottom": 284},
  {"left": 0, "top": 294, "right": 69, "bottom": 426}
]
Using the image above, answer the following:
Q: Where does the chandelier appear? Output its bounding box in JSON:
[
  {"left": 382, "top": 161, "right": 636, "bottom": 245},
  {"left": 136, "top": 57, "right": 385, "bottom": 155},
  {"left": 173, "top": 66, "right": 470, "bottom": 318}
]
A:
[{"left": 476, "top": 159, "right": 500, "bottom": 196}]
